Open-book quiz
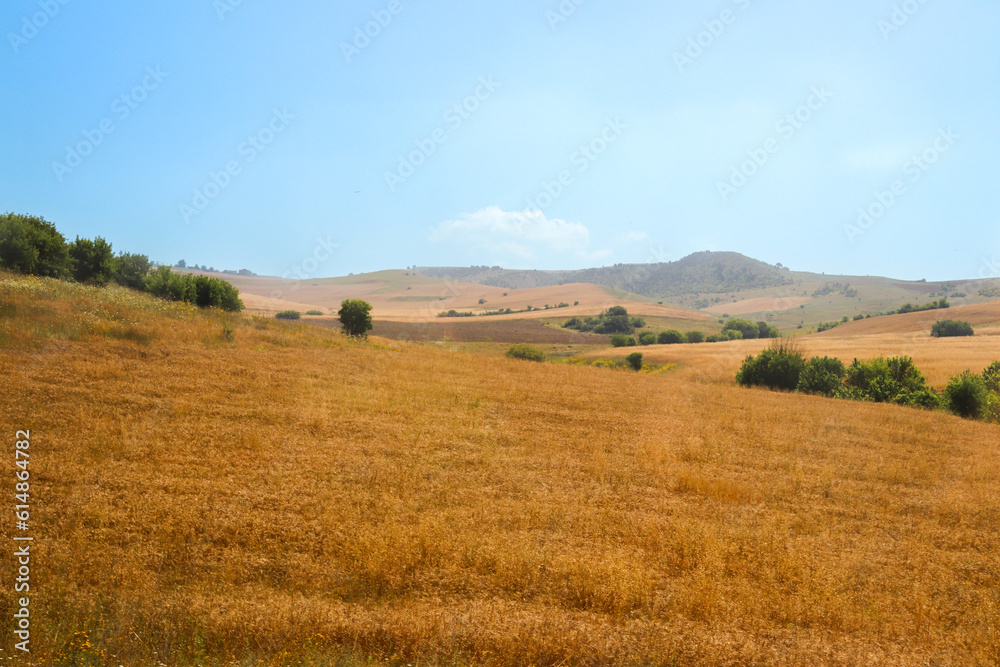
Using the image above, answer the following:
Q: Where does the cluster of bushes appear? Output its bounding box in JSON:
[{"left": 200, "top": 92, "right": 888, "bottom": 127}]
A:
[
  {"left": 144, "top": 266, "right": 243, "bottom": 311},
  {"left": 506, "top": 344, "right": 545, "bottom": 362},
  {"left": 852, "top": 298, "right": 951, "bottom": 322},
  {"left": 898, "top": 298, "right": 950, "bottom": 314},
  {"left": 931, "top": 319, "right": 974, "bottom": 337},
  {"left": 0, "top": 212, "right": 243, "bottom": 312},
  {"left": 438, "top": 309, "right": 476, "bottom": 318},
  {"left": 610, "top": 329, "right": 706, "bottom": 347},
  {"left": 563, "top": 306, "right": 644, "bottom": 334},
  {"left": 719, "top": 318, "right": 780, "bottom": 340},
  {"left": 979, "top": 287, "right": 1000, "bottom": 298},
  {"left": 817, "top": 316, "right": 849, "bottom": 332},
  {"left": 605, "top": 317, "right": 781, "bottom": 348},
  {"left": 276, "top": 310, "right": 301, "bottom": 320},
  {"left": 736, "top": 341, "right": 1000, "bottom": 422}
]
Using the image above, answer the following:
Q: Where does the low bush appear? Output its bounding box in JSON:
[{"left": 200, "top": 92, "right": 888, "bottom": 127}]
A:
[
  {"left": 983, "top": 361, "right": 1000, "bottom": 393},
  {"left": 736, "top": 339, "right": 806, "bottom": 391},
  {"left": 944, "top": 371, "right": 988, "bottom": 419},
  {"left": 840, "top": 356, "right": 939, "bottom": 408},
  {"left": 722, "top": 318, "right": 760, "bottom": 339},
  {"left": 931, "top": 319, "right": 974, "bottom": 337},
  {"left": 639, "top": 332, "right": 658, "bottom": 346},
  {"left": 506, "top": 344, "right": 546, "bottom": 362},
  {"left": 985, "top": 392, "right": 1000, "bottom": 424},
  {"left": 626, "top": 352, "right": 643, "bottom": 371},
  {"left": 685, "top": 330, "right": 705, "bottom": 344},
  {"left": 610, "top": 334, "right": 636, "bottom": 347},
  {"left": 276, "top": 310, "right": 301, "bottom": 320},
  {"left": 797, "top": 356, "right": 846, "bottom": 396},
  {"left": 306, "top": 310, "right": 323, "bottom": 316},
  {"left": 657, "top": 330, "right": 684, "bottom": 345}
]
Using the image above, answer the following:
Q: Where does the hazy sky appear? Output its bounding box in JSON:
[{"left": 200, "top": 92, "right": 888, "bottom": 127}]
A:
[{"left": 3, "top": 1, "right": 998, "bottom": 281}]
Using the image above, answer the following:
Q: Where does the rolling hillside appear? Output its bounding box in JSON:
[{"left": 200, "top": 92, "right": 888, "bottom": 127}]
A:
[
  {"left": 2, "top": 271, "right": 999, "bottom": 665},
  {"left": 186, "top": 268, "right": 714, "bottom": 325},
  {"left": 417, "top": 251, "right": 794, "bottom": 297}
]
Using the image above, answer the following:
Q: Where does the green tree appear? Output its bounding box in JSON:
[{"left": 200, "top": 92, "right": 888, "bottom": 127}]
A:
[
  {"left": 736, "top": 340, "right": 805, "bottom": 391},
  {"left": 625, "top": 352, "right": 643, "bottom": 371},
  {"left": 68, "top": 236, "right": 115, "bottom": 285},
  {"left": 593, "top": 305, "right": 634, "bottom": 334},
  {"left": 639, "top": 332, "right": 658, "bottom": 345},
  {"left": 113, "top": 252, "right": 152, "bottom": 289},
  {"left": 983, "top": 361, "right": 1000, "bottom": 394},
  {"left": 0, "top": 213, "right": 69, "bottom": 277},
  {"left": 944, "top": 371, "right": 987, "bottom": 419},
  {"left": 757, "top": 321, "right": 780, "bottom": 338},
  {"left": 797, "top": 356, "right": 846, "bottom": 396},
  {"left": 931, "top": 319, "right": 974, "bottom": 337},
  {"left": 685, "top": 330, "right": 705, "bottom": 344},
  {"left": 722, "top": 318, "right": 759, "bottom": 339},
  {"left": 609, "top": 334, "right": 635, "bottom": 347},
  {"left": 339, "top": 299, "right": 373, "bottom": 338},
  {"left": 657, "top": 329, "right": 684, "bottom": 344}
]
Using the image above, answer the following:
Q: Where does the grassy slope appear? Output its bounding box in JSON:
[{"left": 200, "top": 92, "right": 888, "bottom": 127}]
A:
[
  {"left": 667, "top": 272, "right": 1000, "bottom": 332},
  {"left": 2, "top": 273, "right": 999, "bottom": 666}
]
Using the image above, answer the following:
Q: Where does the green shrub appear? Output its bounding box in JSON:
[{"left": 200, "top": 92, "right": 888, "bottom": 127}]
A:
[
  {"left": 563, "top": 305, "right": 636, "bottom": 334},
  {"left": 276, "top": 310, "right": 301, "bottom": 320},
  {"left": 610, "top": 334, "right": 636, "bottom": 347},
  {"left": 984, "top": 392, "right": 1000, "bottom": 424},
  {"left": 0, "top": 212, "right": 69, "bottom": 278},
  {"left": 112, "top": 252, "right": 152, "bottom": 290},
  {"left": 757, "top": 321, "right": 780, "bottom": 338},
  {"left": 306, "top": 310, "right": 323, "bottom": 316},
  {"left": 639, "top": 332, "right": 658, "bottom": 346},
  {"left": 142, "top": 266, "right": 243, "bottom": 311},
  {"left": 840, "top": 356, "right": 937, "bottom": 407},
  {"left": 981, "top": 361, "right": 1000, "bottom": 393},
  {"left": 797, "top": 356, "right": 846, "bottom": 396},
  {"left": 944, "top": 370, "right": 988, "bottom": 419},
  {"left": 735, "top": 339, "right": 805, "bottom": 391},
  {"left": 722, "top": 318, "right": 759, "bottom": 339},
  {"left": 506, "top": 344, "right": 545, "bottom": 362},
  {"left": 69, "top": 236, "right": 115, "bottom": 286},
  {"left": 339, "top": 299, "right": 374, "bottom": 337},
  {"left": 625, "top": 352, "right": 643, "bottom": 371},
  {"left": 685, "top": 330, "right": 705, "bottom": 344},
  {"left": 931, "top": 319, "right": 974, "bottom": 337},
  {"left": 657, "top": 330, "right": 684, "bottom": 345}
]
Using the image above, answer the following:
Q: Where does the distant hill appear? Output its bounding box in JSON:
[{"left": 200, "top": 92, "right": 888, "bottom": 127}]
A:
[{"left": 416, "top": 251, "right": 793, "bottom": 298}]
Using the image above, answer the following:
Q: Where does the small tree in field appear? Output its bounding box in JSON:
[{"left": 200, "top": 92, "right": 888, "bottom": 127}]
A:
[
  {"left": 626, "top": 352, "right": 643, "bottom": 371},
  {"left": 339, "top": 299, "right": 373, "bottom": 338}
]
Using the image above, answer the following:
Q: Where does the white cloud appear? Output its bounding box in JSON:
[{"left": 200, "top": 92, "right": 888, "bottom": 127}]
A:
[
  {"left": 617, "top": 230, "right": 648, "bottom": 242},
  {"left": 431, "top": 206, "right": 593, "bottom": 258}
]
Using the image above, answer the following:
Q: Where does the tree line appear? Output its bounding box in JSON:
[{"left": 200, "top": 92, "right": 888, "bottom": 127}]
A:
[{"left": 0, "top": 212, "right": 242, "bottom": 312}]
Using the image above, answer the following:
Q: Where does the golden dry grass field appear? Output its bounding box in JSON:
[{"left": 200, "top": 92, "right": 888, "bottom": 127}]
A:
[
  {"left": 585, "top": 301, "right": 1000, "bottom": 389},
  {"left": 2, "top": 273, "right": 999, "bottom": 666}
]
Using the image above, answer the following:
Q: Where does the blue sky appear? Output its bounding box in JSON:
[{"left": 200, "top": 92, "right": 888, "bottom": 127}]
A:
[{"left": 2, "top": 1, "right": 998, "bottom": 281}]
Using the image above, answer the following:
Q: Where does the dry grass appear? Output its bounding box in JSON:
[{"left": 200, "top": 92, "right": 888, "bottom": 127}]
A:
[
  {"left": 2, "top": 273, "right": 1000, "bottom": 665},
  {"left": 586, "top": 330, "right": 1000, "bottom": 389}
]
